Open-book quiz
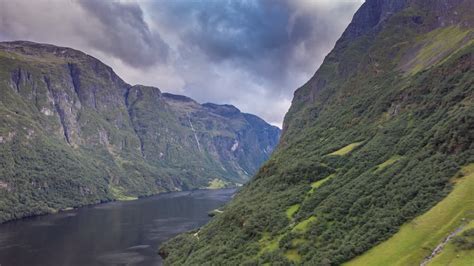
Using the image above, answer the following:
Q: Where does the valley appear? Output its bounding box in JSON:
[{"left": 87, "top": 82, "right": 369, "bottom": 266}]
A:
[{"left": 0, "top": 0, "right": 473, "bottom": 265}]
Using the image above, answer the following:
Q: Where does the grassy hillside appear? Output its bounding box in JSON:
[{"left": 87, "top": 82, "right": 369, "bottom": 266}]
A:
[
  {"left": 429, "top": 221, "right": 474, "bottom": 266},
  {"left": 160, "top": 0, "right": 474, "bottom": 264},
  {"left": 346, "top": 164, "right": 474, "bottom": 265}
]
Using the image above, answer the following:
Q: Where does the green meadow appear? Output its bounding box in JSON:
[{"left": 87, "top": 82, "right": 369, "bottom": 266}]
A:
[
  {"left": 328, "top": 142, "right": 363, "bottom": 156},
  {"left": 346, "top": 164, "right": 474, "bottom": 266}
]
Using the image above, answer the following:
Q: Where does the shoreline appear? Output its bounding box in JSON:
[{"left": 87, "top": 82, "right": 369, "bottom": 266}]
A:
[{"left": 0, "top": 187, "right": 238, "bottom": 225}]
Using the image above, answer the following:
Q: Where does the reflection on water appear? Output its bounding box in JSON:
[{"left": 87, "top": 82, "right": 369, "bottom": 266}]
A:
[{"left": 0, "top": 189, "right": 235, "bottom": 266}]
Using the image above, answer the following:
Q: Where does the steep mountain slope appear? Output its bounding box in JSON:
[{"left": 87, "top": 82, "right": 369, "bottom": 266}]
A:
[
  {"left": 0, "top": 41, "right": 280, "bottom": 222},
  {"left": 160, "top": 0, "right": 473, "bottom": 264}
]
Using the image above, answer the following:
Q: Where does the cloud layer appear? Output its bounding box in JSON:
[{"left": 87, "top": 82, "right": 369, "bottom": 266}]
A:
[{"left": 0, "top": 0, "right": 362, "bottom": 126}]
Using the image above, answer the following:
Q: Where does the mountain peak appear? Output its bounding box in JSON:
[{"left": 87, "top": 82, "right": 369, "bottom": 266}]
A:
[
  {"left": 0, "top": 40, "right": 95, "bottom": 61},
  {"left": 162, "top": 92, "right": 196, "bottom": 103},
  {"left": 340, "top": 0, "right": 407, "bottom": 42},
  {"left": 202, "top": 103, "right": 241, "bottom": 117}
]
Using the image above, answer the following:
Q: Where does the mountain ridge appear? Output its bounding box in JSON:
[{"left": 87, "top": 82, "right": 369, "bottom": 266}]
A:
[{"left": 0, "top": 40, "right": 280, "bottom": 222}]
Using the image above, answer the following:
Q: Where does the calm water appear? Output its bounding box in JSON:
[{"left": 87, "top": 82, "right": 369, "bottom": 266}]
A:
[{"left": 0, "top": 189, "right": 235, "bottom": 266}]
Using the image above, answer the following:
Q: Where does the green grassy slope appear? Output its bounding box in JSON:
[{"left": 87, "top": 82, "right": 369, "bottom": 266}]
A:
[
  {"left": 346, "top": 164, "right": 474, "bottom": 266},
  {"left": 160, "top": 0, "right": 474, "bottom": 264},
  {"left": 429, "top": 221, "right": 474, "bottom": 266}
]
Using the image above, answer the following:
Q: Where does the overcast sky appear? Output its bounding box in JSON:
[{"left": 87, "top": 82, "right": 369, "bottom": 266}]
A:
[{"left": 0, "top": 0, "right": 363, "bottom": 127}]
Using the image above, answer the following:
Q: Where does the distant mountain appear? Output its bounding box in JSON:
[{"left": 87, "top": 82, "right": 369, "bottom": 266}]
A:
[
  {"left": 0, "top": 41, "right": 280, "bottom": 222},
  {"left": 161, "top": 0, "right": 473, "bottom": 264}
]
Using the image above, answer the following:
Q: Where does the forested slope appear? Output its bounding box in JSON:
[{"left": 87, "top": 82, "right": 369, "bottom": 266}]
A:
[{"left": 160, "top": 0, "right": 474, "bottom": 264}]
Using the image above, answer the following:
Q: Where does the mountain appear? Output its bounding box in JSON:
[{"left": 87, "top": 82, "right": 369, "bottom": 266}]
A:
[
  {"left": 0, "top": 41, "right": 280, "bottom": 223},
  {"left": 160, "top": 0, "right": 474, "bottom": 264}
]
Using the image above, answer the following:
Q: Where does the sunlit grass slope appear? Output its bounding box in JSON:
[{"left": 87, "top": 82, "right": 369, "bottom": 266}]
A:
[
  {"left": 346, "top": 164, "right": 474, "bottom": 266},
  {"left": 429, "top": 221, "right": 474, "bottom": 266},
  {"left": 328, "top": 142, "right": 363, "bottom": 156}
]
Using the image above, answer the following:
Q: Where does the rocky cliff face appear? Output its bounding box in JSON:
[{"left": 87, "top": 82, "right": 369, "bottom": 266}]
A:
[
  {"left": 161, "top": 0, "right": 473, "bottom": 264},
  {"left": 126, "top": 86, "right": 280, "bottom": 187},
  {"left": 0, "top": 41, "right": 280, "bottom": 222}
]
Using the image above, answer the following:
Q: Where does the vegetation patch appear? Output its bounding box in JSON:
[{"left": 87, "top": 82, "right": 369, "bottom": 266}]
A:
[
  {"left": 452, "top": 226, "right": 474, "bottom": 250},
  {"left": 374, "top": 155, "right": 403, "bottom": 172},
  {"left": 328, "top": 142, "right": 363, "bottom": 156},
  {"left": 309, "top": 173, "right": 336, "bottom": 194},
  {"left": 206, "top": 178, "right": 228, "bottom": 189},
  {"left": 403, "top": 26, "right": 472, "bottom": 74},
  {"left": 284, "top": 249, "right": 302, "bottom": 263},
  {"left": 429, "top": 222, "right": 474, "bottom": 265},
  {"left": 292, "top": 216, "right": 316, "bottom": 232},
  {"left": 286, "top": 204, "right": 300, "bottom": 219},
  {"left": 346, "top": 164, "right": 474, "bottom": 266},
  {"left": 259, "top": 233, "right": 282, "bottom": 254},
  {"left": 291, "top": 238, "right": 308, "bottom": 246},
  {"left": 110, "top": 186, "right": 138, "bottom": 201}
]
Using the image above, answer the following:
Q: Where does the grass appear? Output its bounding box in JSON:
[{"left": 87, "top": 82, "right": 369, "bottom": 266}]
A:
[
  {"left": 292, "top": 238, "right": 308, "bottom": 246},
  {"left": 285, "top": 238, "right": 307, "bottom": 262},
  {"left": 293, "top": 216, "right": 317, "bottom": 232},
  {"left": 428, "top": 221, "right": 474, "bottom": 266},
  {"left": 374, "top": 155, "right": 403, "bottom": 172},
  {"left": 309, "top": 173, "right": 336, "bottom": 195},
  {"left": 259, "top": 232, "right": 282, "bottom": 254},
  {"left": 110, "top": 186, "right": 138, "bottom": 201},
  {"left": 406, "top": 26, "right": 472, "bottom": 74},
  {"left": 259, "top": 218, "right": 309, "bottom": 260},
  {"left": 207, "top": 178, "right": 228, "bottom": 189},
  {"left": 345, "top": 163, "right": 474, "bottom": 266},
  {"left": 328, "top": 142, "right": 363, "bottom": 156},
  {"left": 286, "top": 204, "right": 300, "bottom": 219},
  {"left": 285, "top": 249, "right": 302, "bottom": 263}
]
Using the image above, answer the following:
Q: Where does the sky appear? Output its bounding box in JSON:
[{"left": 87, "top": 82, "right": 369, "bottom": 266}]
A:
[{"left": 0, "top": 0, "right": 363, "bottom": 127}]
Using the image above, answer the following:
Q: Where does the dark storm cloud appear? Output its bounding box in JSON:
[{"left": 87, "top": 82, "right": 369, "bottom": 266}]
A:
[
  {"left": 77, "top": 0, "right": 169, "bottom": 68},
  {"left": 0, "top": 0, "right": 168, "bottom": 69},
  {"left": 143, "top": 0, "right": 362, "bottom": 124},
  {"left": 185, "top": 1, "right": 291, "bottom": 61},
  {"left": 0, "top": 0, "right": 362, "bottom": 126},
  {"left": 148, "top": 0, "right": 308, "bottom": 87}
]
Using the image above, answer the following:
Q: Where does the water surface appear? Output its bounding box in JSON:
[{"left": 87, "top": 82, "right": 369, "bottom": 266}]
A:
[{"left": 0, "top": 189, "right": 235, "bottom": 266}]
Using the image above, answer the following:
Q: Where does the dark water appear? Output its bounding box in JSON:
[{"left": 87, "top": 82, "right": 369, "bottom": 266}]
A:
[{"left": 0, "top": 189, "right": 235, "bottom": 266}]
